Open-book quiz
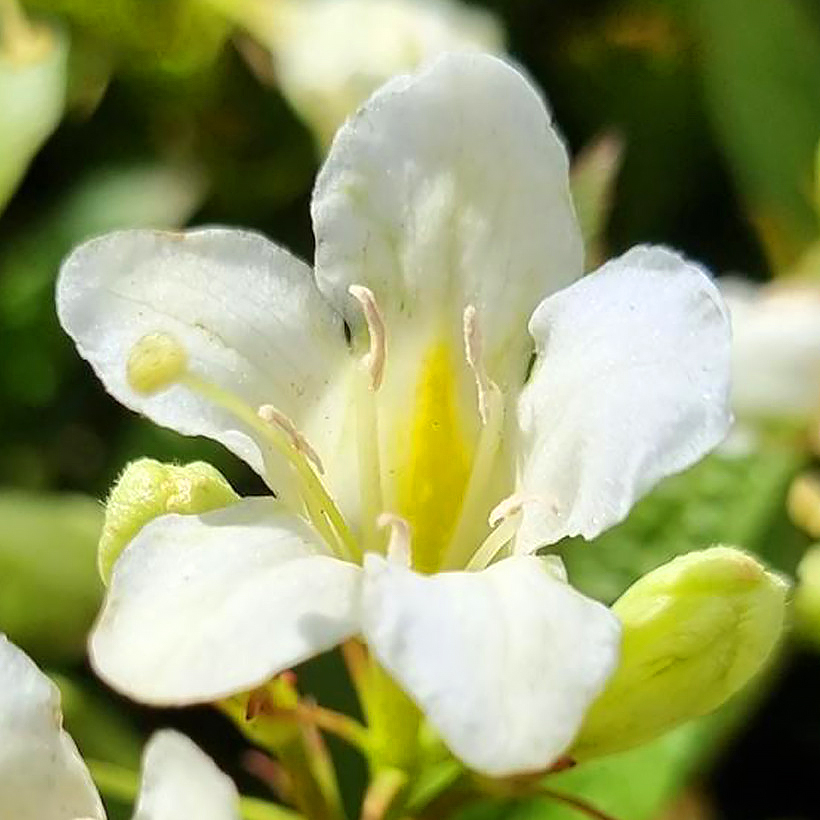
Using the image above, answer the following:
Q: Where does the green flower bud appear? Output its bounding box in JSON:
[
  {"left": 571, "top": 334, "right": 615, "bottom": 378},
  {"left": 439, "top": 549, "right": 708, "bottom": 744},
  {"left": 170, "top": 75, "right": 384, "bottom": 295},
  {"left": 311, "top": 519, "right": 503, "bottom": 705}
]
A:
[
  {"left": 795, "top": 545, "right": 820, "bottom": 646},
  {"left": 572, "top": 547, "right": 788, "bottom": 760},
  {"left": 98, "top": 458, "right": 238, "bottom": 583}
]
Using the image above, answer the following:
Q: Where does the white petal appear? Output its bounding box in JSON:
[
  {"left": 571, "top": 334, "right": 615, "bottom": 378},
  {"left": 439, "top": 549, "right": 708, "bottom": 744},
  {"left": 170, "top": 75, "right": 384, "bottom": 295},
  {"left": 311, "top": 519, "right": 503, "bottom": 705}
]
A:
[
  {"left": 0, "top": 635, "right": 104, "bottom": 820},
  {"left": 312, "top": 52, "right": 583, "bottom": 381},
  {"left": 269, "top": 0, "right": 504, "bottom": 148},
  {"left": 57, "top": 228, "right": 347, "bottom": 479},
  {"left": 133, "top": 730, "right": 239, "bottom": 820},
  {"left": 515, "top": 245, "right": 732, "bottom": 551},
  {"left": 361, "top": 555, "right": 620, "bottom": 776},
  {"left": 90, "top": 497, "right": 361, "bottom": 705},
  {"left": 721, "top": 277, "right": 820, "bottom": 420}
]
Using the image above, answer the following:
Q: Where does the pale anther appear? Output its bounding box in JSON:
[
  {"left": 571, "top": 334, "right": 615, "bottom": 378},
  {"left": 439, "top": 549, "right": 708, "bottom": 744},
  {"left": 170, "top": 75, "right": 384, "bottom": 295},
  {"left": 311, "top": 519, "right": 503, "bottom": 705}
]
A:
[
  {"left": 378, "top": 512, "right": 412, "bottom": 567},
  {"left": 126, "top": 331, "right": 187, "bottom": 395},
  {"left": 258, "top": 404, "right": 324, "bottom": 474},
  {"left": 488, "top": 492, "right": 544, "bottom": 527},
  {"left": 463, "top": 304, "right": 497, "bottom": 425},
  {"left": 349, "top": 284, "right": 386, "bottom": 390}
]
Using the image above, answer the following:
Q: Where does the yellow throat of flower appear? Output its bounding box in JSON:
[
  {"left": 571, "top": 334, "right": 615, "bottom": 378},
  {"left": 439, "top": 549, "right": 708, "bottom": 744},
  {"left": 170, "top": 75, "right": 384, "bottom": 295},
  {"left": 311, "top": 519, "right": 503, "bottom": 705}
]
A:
[{"left": 394, "top": 341, "right": 474, "bottom": 574}]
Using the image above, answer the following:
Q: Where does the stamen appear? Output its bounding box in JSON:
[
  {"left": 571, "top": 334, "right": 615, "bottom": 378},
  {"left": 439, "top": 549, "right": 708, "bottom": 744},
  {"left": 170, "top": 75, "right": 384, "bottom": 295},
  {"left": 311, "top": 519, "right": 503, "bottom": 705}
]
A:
[
  {"left": 126, "top": 332, "right": 187, "bottom": 395},
  {"left": 378, "top": 513, "right": 412, "bottom": 567},
  {"left": 463, "top": 305, "right": 495, "bottom": 425},
  {"left": 440, "top": 308, "right": 506, "bottom": 570},
  {"left": 174, "top": 369, "right": 359, "bottom": 562},
  {"left": 348, "top": 284, "right": 386, "bottom": 553},
  {"left": 488, "top": 492, "right": 537, "bottom": 527},
  {"left": 349, "top": 285, "right": 386, "bottom": 390},
  {"left": 258, "top": 404, "right": 324, "bottom": 475},
  {"left": 466, "top": 509, "right": 522, "bottom": 571}
]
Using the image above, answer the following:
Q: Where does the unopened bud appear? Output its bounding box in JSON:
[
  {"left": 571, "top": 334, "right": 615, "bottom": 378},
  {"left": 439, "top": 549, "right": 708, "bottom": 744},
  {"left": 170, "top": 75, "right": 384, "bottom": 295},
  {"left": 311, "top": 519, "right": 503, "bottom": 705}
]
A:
[
  {"left": 126, "top": 332, "right": 187, "bottom": 395},
  {"left": 98, "top": 458, "right": 238, "bottom": 583},
  {"left": 572, "top": 546, "right": 788, "bottom": 760},
  {"left": 795, "top": 546, "right": 820, "bottom": 647},
  {"left": 787, "top": 472, "right": 820, "bottom": 539}
]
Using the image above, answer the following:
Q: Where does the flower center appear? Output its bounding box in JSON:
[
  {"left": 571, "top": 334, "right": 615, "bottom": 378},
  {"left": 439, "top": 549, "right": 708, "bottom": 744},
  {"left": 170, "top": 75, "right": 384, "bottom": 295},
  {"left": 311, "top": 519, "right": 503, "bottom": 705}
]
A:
[{"left": 124, "top": 294, "right": 521, "bottom": 571}]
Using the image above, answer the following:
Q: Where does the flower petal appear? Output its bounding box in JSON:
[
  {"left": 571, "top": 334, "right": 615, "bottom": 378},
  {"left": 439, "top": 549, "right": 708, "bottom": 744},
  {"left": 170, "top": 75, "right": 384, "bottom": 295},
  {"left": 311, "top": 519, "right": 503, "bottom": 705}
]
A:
[
  {"left": 515, "top": 245, "right": 732, "bottom": 551},
  {"left": 0, "top": 635, "right": 104, "bottom": 820},
  {"left": 361, "top": 555, "right": 620, "bottom": 776},
  {"left": 721, "top": 277, "right": 820, "bottom": 420},
  {"left": 312, "top": 52, "right": 582, "bottom": 381},
  {"left": 133, "top": 730, "right": 240, "bottom": 820},
  {"left": 57, "top": 228, "right": 347, "bottom": 479},
  {"left": 269, "top": 0, "right": 504, "bottom": 148},
  {"left": 90, "top": 497, "right": 361, "bottom": 705}
]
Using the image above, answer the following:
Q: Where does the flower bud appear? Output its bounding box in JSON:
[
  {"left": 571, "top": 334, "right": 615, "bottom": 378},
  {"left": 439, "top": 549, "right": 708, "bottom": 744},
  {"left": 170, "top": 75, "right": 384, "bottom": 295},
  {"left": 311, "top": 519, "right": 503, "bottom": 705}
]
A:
[
  {"left": 572, "top": 546, "right": 788, "bottom": 760},
  {"left": 126, "top": 332, "right": 187, "bottom": 395},
  {"left": 795, "top": 545, "right": 820, "bottom": 646},
  {"left": 98, "top": 458, "right": 238, "bottom": 583}
]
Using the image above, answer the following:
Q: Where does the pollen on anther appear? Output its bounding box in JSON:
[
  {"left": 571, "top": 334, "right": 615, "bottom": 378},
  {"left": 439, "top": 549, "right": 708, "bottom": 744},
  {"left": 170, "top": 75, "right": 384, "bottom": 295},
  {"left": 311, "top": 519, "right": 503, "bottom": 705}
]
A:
[{"left": 126, "top": 332, "right": 187, "bottom": 395}]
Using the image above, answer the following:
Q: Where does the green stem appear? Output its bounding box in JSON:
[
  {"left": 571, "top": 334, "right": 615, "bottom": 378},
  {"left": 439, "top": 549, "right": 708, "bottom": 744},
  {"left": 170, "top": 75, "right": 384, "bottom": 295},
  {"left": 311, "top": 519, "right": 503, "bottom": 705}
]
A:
[
  {"left": 87, "top": 759, "right": 304, "bottom": 820},
  {"left": 363, "top": 662, "right": 421, "bottom": 773}
]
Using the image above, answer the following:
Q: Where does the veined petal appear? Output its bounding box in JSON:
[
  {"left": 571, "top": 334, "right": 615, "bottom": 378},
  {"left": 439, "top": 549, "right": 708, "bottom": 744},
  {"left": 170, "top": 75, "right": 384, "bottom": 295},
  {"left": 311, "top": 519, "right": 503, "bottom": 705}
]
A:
[
  {"left": 361, "top": 555, "right": 620, "bottom": 776},
  {"left": 0, "top": 635, "right": 104, "bottom": 820},
  {"left": 57, "top": 228, "right": 348, "bottom": 479},
  {"left": 515, "top": 245, "right": 732, "bottom": 551},
  {"left": 721, "top": 277, "right": 820, "bottom": 420},
  {"left": 133, "top": 730, "right": 240, "bottom": 820},
  {"left": 90, "top": 497, "right": 361, "bottom": 705},
  {"left": 312, "top": 52, "right": 582, "bottom": 382}
]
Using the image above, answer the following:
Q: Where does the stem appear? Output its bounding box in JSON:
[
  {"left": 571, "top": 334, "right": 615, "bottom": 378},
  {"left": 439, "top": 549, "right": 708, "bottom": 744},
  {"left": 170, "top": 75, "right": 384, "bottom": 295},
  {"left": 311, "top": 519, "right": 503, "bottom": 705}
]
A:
[
  {"left": 268, "top": 702, "right": 371, "bottom": 751},
  {"left": 363, "top": 662, "right": 421, "bottom": 772},
  {"left": 360, "top": 768, "right": 408, "bottom": 820},
  {"left": 538, "top": 787, "right": 621, "bottom": 820},
  {"left": 341, "top": 638, "right": 370, "bottom": 711},
  {"left": 87, "top": 759, "right": 303, "bottom": 820}
]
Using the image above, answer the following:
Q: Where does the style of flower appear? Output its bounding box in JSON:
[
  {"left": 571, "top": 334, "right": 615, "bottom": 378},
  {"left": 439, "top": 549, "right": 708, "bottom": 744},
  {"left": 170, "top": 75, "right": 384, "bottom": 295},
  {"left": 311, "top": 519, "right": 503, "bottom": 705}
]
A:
[
  {"left": 57, "top": 53, "right": 731, "bottom": 777},
  {"left": 0, "top": 633, "right": 240, "bottom": 820}
]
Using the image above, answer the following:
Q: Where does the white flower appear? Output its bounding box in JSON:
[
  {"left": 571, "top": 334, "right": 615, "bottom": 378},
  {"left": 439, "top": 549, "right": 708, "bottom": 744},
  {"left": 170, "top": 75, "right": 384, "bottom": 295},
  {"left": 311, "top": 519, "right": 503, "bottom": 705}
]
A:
[
  {"left": 261, "top": 0, "right": 504, "bottom": 146},
  {"left": 721, "top": 277, "right": 820, "bottom": 423},
  {"left": 0, "top": 634, "right": 240, "bottom": 820},
  {"left": 57, "top": 53, "right": 731, "bottom": 776}
]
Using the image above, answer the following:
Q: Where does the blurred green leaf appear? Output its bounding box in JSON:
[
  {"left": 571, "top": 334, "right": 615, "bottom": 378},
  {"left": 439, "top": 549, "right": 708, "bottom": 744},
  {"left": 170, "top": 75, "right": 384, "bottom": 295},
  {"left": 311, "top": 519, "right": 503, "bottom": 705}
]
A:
[
  {"left": 0, "top": 491, "right": 102, "bottom": 662},
  {"left": 560, "top": 443, "right": 809, "bottom": 605},
  {"left": 0, "top": 20, "right": 67, "bottom": 211},
  {"left": 684, "top": 0, "right": 820, "bottom": 270},
  {"left": 27, "top": 0, "right": 228, "bottom": 77},
  {"left": 54, "top": 673, "right": 143, "bottom": 768}
]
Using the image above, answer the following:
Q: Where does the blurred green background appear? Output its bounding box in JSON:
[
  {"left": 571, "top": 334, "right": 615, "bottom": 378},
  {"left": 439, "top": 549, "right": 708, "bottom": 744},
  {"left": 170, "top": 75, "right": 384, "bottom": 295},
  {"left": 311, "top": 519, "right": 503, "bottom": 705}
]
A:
[{"left": 3, "top": 0, "right": 820, "bottom": 818}]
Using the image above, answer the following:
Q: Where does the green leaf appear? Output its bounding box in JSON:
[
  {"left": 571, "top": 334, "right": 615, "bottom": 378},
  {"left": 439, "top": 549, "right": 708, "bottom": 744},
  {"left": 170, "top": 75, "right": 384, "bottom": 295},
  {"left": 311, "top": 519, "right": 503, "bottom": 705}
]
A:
[
  {"left": 684, "top": 0, "right": 820, "bottom": 270},
  {"left": 53, "top": 673, "right": 143, "bottom": 769},
  {"left": 0, "top": 491, "right": 102, "bottom": 662}
]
